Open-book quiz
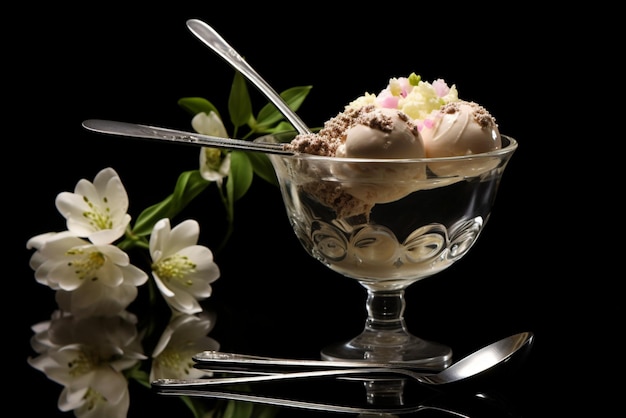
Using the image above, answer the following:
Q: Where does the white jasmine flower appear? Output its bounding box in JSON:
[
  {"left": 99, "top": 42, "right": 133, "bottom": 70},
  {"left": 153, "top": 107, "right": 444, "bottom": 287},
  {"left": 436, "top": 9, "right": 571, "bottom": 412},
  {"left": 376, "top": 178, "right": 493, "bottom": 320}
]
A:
[
  {"left": 28, "top": 312, "right": 146, "bottom": 418},
  {"left": 150, "top": 218, "right": 220, "bottom": 314},
  {"left": 192, "top": 111, "right": 231, "bottom": 182},
  {"left": 27, "top": 232, "right": 148, "bottom": 317},
  {"left": 55, "top": 167, "right": 131, "bottom": 245},
  {"left": 150, "top": 312, "right": 219, "bottom": 381}
]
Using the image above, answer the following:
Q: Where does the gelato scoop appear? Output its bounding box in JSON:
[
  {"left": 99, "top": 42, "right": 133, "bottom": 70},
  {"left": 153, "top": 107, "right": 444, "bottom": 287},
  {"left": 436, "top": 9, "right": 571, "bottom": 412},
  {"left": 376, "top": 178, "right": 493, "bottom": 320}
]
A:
[
  {"left": 420, "top": 100, "right": 501, "bottom": 158},
  {"left": 284, "top": 105, "right": 427, "bottom": 214},
  {"left": 285, "top": 105, "right": 423, "bottom": 159},
  {"left": 335, "top": 108, "right": 424, "bottom": 159}
]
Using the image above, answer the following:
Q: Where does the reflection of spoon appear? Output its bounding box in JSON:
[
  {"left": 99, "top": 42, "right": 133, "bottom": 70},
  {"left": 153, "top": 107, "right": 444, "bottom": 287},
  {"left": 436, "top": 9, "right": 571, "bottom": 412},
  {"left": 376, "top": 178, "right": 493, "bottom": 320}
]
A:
[
  {"left": 81, "top": 119, "right": 295, "bottom": 155},
  {"left": 154, "top": 331, "right": 533, "bottom": 388},
  {"left": 154, "top": 386, "right": 485, "bottom": 416},
  {"left": 186, "top": 19, "right": 312, "bottom": 135}
]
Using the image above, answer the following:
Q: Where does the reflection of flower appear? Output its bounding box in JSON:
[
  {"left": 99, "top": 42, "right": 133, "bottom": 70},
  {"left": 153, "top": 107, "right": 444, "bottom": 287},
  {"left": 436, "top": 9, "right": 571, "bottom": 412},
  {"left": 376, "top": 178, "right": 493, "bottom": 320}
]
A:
[
  {"left": 28, "top": 310, "right": 146, "bottom": 418},
  {"left": 27, "top": 71, "right": 312, "bottom": 417},
  {"left": 150, "top": 312, "right": 219, "bottom": 382},
  {"left": 150, "top": 218, "right": 220, "bottom": 314}
]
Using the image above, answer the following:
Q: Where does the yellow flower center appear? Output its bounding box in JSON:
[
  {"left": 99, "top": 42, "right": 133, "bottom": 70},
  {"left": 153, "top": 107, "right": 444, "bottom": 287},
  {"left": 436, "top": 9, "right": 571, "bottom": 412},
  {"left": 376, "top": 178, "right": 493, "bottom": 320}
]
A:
[
  {"left": 82, "top": 195, "right": 113, "bottom": 230},
  {"left": 83, "top": 387, "right": 108, "bottom": 411},
  {"left": 66, "top": 249, "right": 106, "bottom": 281},
  {"left": 154, "top": 347, "right": 195, "bottom": 377},
  {"left": 152, "top": 254, "right": 197, "bottom": 286},
  {"left": 67, "top": 347, "right": 99, "bottom": 378},
  {"left": 203, "top": 148, "right": 226, "bottom": 171}
]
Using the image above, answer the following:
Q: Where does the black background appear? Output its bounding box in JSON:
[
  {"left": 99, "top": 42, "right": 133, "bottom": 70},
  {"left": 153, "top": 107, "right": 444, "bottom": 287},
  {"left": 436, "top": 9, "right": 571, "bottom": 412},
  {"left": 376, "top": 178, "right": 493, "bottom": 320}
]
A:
[{"left": 10, "top": 5, "right": 607, "bottom": 417}]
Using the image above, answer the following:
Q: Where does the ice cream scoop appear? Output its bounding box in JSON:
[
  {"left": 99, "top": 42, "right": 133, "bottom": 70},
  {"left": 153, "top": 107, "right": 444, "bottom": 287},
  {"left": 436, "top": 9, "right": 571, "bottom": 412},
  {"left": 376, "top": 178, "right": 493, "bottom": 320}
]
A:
[
  {"left": 420, "top": 101, "right": 502, "bottom": 177},
  {"left": 329, "top": 107, "right": 427, "bottom": 205},
  {"left": 335, "top": 108, "right": 424, "bottom": 159},
  {"left": 421, "top": 100, "right": 501, "bottom": 158}
]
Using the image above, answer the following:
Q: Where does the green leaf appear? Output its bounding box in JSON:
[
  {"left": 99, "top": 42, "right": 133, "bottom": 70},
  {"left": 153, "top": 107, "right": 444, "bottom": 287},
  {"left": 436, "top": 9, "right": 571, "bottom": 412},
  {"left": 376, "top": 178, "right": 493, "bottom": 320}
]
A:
[
  {"left": 246, "top": 151, "right": 278, "bottom": 186},
  {"left": 179, "top": 397, "right": 204, "bottom": 418},
  {"left": 252, "top": 405, "right": 280, "bottom": 418},
  {"left": 267, "top": 121, "right": 300, "bottom": 134},
  {"left": 223, "top": 400, "right": 254, "bottom": 418},
  {"left": 131, "top": 170, "right": 210, "bottom": 236},
  {"left": 124, "top": 363, "right": 150, "bottom": 389},
  {"left": 255, "top": 86, "right": 312, "bottom": 128},
  {"left": 229, "top": 151, "right": 254, "bottom": 201},
  {"left": 178, "top": 97, "right": 221, "bottom": 119},
  {"left": 228, "top": 72, "right": 253, "bottom": 130}
]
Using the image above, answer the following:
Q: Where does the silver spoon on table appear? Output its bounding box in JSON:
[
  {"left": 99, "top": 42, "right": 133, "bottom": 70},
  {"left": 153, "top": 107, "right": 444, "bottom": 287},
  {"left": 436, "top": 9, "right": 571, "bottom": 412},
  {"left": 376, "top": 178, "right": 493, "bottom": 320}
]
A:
[
  {"left": 186, "top": 18, "right": 312, "bottom": 136},
  {"left": 153, "top": 331, "right": 533, "bottom": 389}
]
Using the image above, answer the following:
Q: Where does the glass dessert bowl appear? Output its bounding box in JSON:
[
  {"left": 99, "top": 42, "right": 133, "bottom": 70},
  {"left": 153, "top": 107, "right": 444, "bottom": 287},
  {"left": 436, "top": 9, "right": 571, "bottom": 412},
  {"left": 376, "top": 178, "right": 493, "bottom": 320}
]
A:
[{"left": 256, "top": 132, "right": 517, "bottom": 369}]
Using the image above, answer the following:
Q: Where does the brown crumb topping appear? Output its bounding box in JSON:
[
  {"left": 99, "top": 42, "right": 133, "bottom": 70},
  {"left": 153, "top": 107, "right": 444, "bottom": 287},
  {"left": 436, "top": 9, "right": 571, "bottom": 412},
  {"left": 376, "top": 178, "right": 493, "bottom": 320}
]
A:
[
  {"left": 440, "top": 101, "right": 497, "bottom": 128},
  {"left": 284, "top": 105, "right": 415, "bottom": 156},
  {"left": 301, "top": 182, "right": 373, "bottom": 219}
]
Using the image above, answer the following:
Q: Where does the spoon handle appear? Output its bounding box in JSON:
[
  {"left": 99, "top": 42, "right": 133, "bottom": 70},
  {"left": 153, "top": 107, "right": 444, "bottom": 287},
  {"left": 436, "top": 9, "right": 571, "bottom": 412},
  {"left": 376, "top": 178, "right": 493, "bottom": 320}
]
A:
[
  {"left": 186, "top": 19, "right": 312, "bottom": 135},
  {"left": 193, "top": 350, "right": 439, "bottom": 372},
  {"left": 81, "top": 119, "right": 293, "bottom": 155},
  {"left": 153, "top": 367, "right": 430, "bottom": 388}
]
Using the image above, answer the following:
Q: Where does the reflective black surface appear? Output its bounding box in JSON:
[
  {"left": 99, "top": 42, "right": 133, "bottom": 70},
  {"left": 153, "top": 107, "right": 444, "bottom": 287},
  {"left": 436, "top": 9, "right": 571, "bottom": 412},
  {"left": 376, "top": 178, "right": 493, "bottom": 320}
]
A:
[{"left": 12, "top": 6, "right": 599, "bottom": 417}]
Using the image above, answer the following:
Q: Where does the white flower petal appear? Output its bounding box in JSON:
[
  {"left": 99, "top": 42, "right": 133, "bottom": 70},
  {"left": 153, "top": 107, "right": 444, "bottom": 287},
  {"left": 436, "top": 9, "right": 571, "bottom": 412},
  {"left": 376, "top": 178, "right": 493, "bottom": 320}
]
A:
[
  {"left": 199, "top": 148, "right": 231, "bottom": 182},
  {"left": 149, "top": 218, "right": 171, "bottom": 261},
  {"left": 152, "top": 274, "right": 175, "bottom": 297},
  {"left": 167, "top": 219, "right": 200, "bottom": 251},
  {"left": 118, "top": 264, "right": 149, "bottom": 286},
  {"left": 164, "top": 288, "right": 202, "bottom": 314},
  {"left": 58, "top": 385, "right": 89, "bottom": 412},
  {"left": 89, "top": 367, "right": 128, "bottom": 405},
  {"left": 191, "top": 111, "right": 228, "bottom": 137}
]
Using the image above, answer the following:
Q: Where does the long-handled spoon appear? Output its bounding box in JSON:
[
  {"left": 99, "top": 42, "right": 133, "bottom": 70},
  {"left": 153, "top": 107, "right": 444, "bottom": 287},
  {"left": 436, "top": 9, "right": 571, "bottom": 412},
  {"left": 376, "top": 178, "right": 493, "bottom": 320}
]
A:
[
  {"left": 186, "top": 19, "right": 312, "bottom": 135},
  {"left": 152, "top": 331, "right": 533, "bottom": 389},
  {"left": 81, "top": 119, "right": 294, "bottom": 155}
]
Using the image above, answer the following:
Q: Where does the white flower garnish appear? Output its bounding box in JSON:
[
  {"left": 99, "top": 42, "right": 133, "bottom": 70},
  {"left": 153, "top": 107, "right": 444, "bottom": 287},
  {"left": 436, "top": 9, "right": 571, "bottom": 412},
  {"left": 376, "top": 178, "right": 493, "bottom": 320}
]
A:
[
  {"left": 192, "top": 111, "right": 231, "bottom": 182},
  {"left": 55, "top": 167, "right": 131, "bottom": 245},
  {"left": 150, "top": 312, "right": 219, "bottom": 381},
  {"left": 347, "top": 73, "right": 459, "bottom": 127},
  {"left": 150, "top": 218, "right": 220, "bottom": 314}
]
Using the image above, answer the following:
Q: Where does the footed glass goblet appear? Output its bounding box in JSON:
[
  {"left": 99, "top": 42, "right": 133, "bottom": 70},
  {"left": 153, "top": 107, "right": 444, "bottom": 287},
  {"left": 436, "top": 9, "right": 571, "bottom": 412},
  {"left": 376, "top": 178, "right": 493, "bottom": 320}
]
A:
[{"left": 256, "top": 132, "right": 517, "bottom": 369}]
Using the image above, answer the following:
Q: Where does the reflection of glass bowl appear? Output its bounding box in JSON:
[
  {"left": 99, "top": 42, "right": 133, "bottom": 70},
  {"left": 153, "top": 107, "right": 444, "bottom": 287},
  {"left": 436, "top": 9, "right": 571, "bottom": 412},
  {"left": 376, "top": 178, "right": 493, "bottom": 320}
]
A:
[{"left": 256, "top": 132, "right": 517, "bottom": 367}]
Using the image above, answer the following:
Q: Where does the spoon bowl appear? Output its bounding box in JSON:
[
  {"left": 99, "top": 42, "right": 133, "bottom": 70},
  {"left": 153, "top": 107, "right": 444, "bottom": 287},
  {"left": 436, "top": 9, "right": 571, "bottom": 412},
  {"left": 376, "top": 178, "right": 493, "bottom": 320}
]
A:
[{"left": 425, "top": 331, "right": 534, "bottom": 389}]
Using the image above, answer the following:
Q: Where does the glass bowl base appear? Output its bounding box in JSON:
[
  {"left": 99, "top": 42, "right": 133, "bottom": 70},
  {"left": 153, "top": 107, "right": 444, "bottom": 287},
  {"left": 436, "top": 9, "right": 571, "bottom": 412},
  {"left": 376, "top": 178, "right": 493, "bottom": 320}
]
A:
[{"left": 320, "top": 334, "right": 452, "bottom": 370}]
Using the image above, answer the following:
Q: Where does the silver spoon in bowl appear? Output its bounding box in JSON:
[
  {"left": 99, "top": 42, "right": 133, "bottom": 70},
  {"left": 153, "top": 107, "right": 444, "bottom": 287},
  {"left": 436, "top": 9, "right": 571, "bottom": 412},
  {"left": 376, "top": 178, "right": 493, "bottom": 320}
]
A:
[
  {"left": 84, "top": 20, "right": 316, "bottom": 154},
  {"left": 152, "top": 331, "right": 534, "bottom": 389},
  {"left": 186, "top": 19, "right": 312, "bottom": 136},
  {"left": 81, "top": 119, "right": 295, "bottom": 155}
]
